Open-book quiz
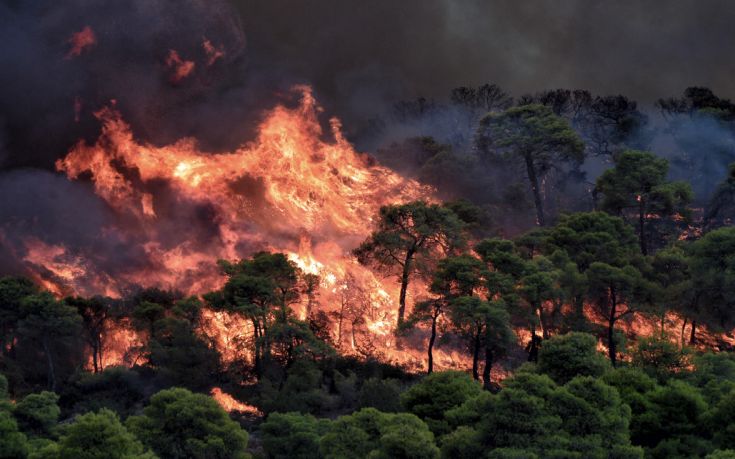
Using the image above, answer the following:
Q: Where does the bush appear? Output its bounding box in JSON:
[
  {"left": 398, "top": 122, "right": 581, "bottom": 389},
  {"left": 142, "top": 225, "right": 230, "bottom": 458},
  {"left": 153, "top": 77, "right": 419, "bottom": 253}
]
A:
[
  {"left": 260, "top": 412, "right": 326, "bottom": 459},
  {"left": 358, "top": 378, "right": 402, "bottom": 413},
  {"left": 126, "top": 387, "right": 249, "bottom": 459},
  {"left": 56, "top": 409, "right": 154, "bottom": 459},
  {"left": 537, "top": 332, "right": 610, "bottom": 384},
  {"left": 401, "top": 371, "right": 482, "bottom": 436}
]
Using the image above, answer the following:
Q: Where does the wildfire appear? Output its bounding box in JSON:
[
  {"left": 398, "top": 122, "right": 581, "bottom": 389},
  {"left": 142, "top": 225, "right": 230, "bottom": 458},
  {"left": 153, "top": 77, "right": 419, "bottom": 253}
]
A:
[
  {"left": 211, "top": 387, "right": 261, "bottom": 415},
  {"left": 165, "top": 49, "right": 196, "bottom": 84},
  {"left": 17, "top": 86, "right": 460, "bottom": 369},
  {"left": 66, "top": 26, "right": 97, "bottom": 59},
  {"left": 202, "top": 38, "right": 225, "bottom": 66}
]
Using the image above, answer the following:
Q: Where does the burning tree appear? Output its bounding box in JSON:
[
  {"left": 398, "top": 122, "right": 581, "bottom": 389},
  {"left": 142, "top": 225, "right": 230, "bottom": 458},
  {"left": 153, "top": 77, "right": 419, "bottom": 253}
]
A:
[
  {"left": 405, "top": 254, "right": 485, "bottom": 374},
  {"left": 331, "top": 274, "right": 379, "bottom": 357},
  {"left": 66, "top": 296, "right": 116, "bottom": 373},
  {"left": 353, "top": 200, "right": 466, "bottom": 326},
  {"left": 205, "top": 252, "right": 330, "bottom": 378}
]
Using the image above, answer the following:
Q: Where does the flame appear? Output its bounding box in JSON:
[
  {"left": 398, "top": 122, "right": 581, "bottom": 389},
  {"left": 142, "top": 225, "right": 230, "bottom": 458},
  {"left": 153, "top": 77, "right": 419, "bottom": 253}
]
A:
[
  {"left": 66, "top": 26, "right": 96, "bottom": 58},
  {"left": 18, "top": 86, "right": 466, "bottom": 370},
  {"left": 202, "top": 38, "right": 225, "bottom": 66},
  {"left": 165, "top": 50, "right": 195, "bottom": 84},
  {"left": 211, "top": 387, "right": 261, "bottom": 414}
]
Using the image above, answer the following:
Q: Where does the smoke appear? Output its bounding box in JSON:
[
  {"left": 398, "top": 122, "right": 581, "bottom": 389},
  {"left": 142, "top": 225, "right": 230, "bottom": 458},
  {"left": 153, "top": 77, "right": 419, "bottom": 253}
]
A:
[
  {"left": 1, "top": 0, "right": 734, "bottom": 286},
  {"left": 230, "top": 0, "right": 735, "bottom": 131},
  {"left": 0, "top": 0, "right": 301, "bottom": 171},
  {"left": 649, "top": 113, "right": 735, "bottom": 203}
]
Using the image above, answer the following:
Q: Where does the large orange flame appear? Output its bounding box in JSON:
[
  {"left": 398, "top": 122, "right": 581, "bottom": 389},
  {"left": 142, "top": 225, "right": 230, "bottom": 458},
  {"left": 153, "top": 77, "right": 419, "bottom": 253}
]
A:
[{"left": 22, "top": 86, "right": 466, "bottom": 370}]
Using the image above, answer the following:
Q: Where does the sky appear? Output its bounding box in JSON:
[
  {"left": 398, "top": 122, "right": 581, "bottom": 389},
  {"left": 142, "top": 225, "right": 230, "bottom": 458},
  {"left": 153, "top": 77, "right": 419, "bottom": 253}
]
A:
[
  {"left": 233, "top": 0, "right": 735, "bottom": 120},
  {"left": 1, "top": 0, "right": 734, "bottom": 168}
]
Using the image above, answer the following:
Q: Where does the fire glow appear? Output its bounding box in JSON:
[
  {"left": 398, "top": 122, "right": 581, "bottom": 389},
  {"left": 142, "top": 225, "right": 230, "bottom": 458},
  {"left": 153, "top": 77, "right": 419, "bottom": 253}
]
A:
[{"left": 19, "top": 86, "right": 463, "bottom": 370}]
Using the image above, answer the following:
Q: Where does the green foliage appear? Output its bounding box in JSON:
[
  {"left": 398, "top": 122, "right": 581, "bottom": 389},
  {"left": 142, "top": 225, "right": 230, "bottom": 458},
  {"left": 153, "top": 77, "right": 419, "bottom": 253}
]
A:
[
  {"left": 207, "top": 251, "right": 331, "bottom": 380},
  {"left": 0, "top": 409, "right": 29, "bottom": 459},
  {"left": 260, "top": 412, "right": 324, "bottom": 459},
  {"left": 631, "top": 337, "right": 691, "bottom": 383},
  {"left": 688, "top": 227, "right": 735, "bottom": 332},
  {"left": 126, "top": 388, "right": 248, "bottom": 459},
  {"left": 353, "top": 201, "right": 466, "bottom": 324},
  {"left": 319, "top": 417, "right": 372, "bottom": 459},
  {"left": 17, "top": 293, "right": 82, "bottom": 392},
  {"left": 707, "top": 389, "right": 735, "bottom": 450},
  {"left": 61, "top": 367, "right": 145, "bottom": 418},
  {"left": 476, "top": 104, "right": 585, "bottom": 226},
  {"left": 602, "top": 367, "right": 657, "bottom": 415},
  {"left": 596, "top": 150, "right": 692, "bottom": 254},
  {"left": 708, "top": 450, "right": 735, "bottom": 459},
  {"left": 358, "top": 378, "right": 402, "bottom": 413},
  {"left": 401, "top": 371, "right": 482, "bottom": 436},
  {"left": 633, "top": 381, "right": 707, "bottom": 449},
  {"left": 372, "top": 412, "right": 439, "bottom": 459},
  {"left": 447, "top": 296, "right": 516, "bottom": 386},
  {"left": 537, "top": 333, "right": 610, "bottom": 384},
  {"left": 319, "top": 408, "right": 438, "bottom": 459},
  {"left": 0, "top": 277, "right": 37, "bottom": 360},
  {"left": 439, "top": 426, "right": 483, "bottom": 459},
  {"left": 55, "top": 409, "right": 155, "bottom": 459},
  {"left": 687, "top": 353, "right": 735, "bottom": 404},
  {"left": 705, "top": 162, "right": 735, "bottom": 229},
  {"left": 442, "top": 369, "right": 637, "bottom": 458},
  {"left": 563, "top": 376, "right": 632, "bottom": 448},
  {"left": 256, "top": 359, "right": 334, "bottom": 415},
  {"left": 64, "top": 296, "right": 115, "bottom": 374},
  {"left": 0, "top": 374, "right": 8, "bottom": 400},
  {"left": 147, "top": 317, "right": 221, "bottom": 391},
  {"left": 474, "top": 387, "right": 562, "bottom": 451},
  {"left": 546, "top": 211, "right": 638, "bottom": 270},
  {"left": 15, "top": 391, "right": 60, "bottom": 438}
]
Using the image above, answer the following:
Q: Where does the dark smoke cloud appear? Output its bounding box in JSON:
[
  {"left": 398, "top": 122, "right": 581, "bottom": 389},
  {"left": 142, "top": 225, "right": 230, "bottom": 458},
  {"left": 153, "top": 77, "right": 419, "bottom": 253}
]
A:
[
  {"left": 1, "top": 0, "right": 734, "bottom": 288},
  {"left": 3, "top": 0, "right": 734, "bottom": 169},
  {"left": 232, "top": 0, "right": 735, "bottom": 132},
  {"left": 0, "top": 0, "right": 292, "bottom": 170}
]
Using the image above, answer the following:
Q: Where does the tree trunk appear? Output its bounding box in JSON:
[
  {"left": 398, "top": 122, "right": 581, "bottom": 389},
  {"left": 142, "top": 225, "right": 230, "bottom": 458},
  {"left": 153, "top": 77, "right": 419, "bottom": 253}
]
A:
[
  {"left": 42, "top": 337, "right": 56, "bottom": 392},
  {"left": 537, "top": 302, "right": 550, "bottom": 339},
  {"left": 527, "top": 323, "right": 540, "bottom": 362},
  {"left": 525, "top": 155, "right": 546, "bottom": 226},
  {"left": 608, "top": 288, "right": 618, "bottom": 367},
  {"left": 427, "top": 313, "right": 437, "bottom": 374},
  {"left": 472, "top": 329, "right": 481, "bottom": 380},
  {"left": 573, "top": 295, "right": 586, "bottom": 331},
  {"left": 660, "top": 312, "right": 666, "bottom": 339},
  {"left": 689, "top": 320, "right": 697, "bottom": 345},
  {"left": 397, "top": 244, "right": 417, "bottom": 325},
  {"left": 252, "top": 320, "right": 261, "bottom": 378},
  {"left": 92, "top": 342, "right": 99, "bottom": 373},
  {"left": 680, "top": 317, "right": 688, "bottom": 348},
  {"left": 337, "top": 299, "right": 345, "bottom": 350},
  {"left": 99, "top": 343, "right": 104, "bottom": 373},
  {"left": 639, "top": 198, "right": 648, "bottom": 255},
  {"left": 483, "top": 345, "right": 493, "bottom": 390}
]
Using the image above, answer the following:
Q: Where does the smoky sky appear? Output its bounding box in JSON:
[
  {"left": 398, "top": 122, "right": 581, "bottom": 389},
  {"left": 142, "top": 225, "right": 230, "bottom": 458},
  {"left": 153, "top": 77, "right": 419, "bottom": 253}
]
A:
[
  {"left": 1, "top": 0, "right": 733, "bottom": 284},
  {"left": 2, "top": 0, "right": 734, "bottom": 169},
  {"left": 234, "top": 0, "right": 735, "bottom": 128}
]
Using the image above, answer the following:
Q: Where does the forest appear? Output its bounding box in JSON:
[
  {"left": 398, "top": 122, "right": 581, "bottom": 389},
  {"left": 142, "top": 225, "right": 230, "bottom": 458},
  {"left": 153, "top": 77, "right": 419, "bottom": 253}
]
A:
[{"left": 1, "top": 81, "right": 735, "bottom": 459}]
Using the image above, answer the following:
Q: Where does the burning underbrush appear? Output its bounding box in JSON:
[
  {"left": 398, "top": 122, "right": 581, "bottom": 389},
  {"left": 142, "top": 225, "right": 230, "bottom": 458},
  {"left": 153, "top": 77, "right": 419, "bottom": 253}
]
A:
[{"left": 10, "top": 86, "right": 477, "bottom": 372}]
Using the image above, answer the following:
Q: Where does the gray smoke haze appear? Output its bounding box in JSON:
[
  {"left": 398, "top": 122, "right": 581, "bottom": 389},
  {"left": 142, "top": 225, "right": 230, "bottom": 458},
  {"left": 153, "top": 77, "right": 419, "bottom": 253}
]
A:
[
  {"left": 232, "top": 0, "right": 735, "bottom": 133},
  {"left": 2, "top": 0, "right": 735, "bottom": 168}
]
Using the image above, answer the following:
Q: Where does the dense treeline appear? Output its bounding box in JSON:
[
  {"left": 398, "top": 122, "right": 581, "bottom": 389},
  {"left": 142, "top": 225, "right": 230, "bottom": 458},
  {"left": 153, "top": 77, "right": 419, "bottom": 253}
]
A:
[{"left": 2, "top": 84, "right": 735, "bottom": 458}]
